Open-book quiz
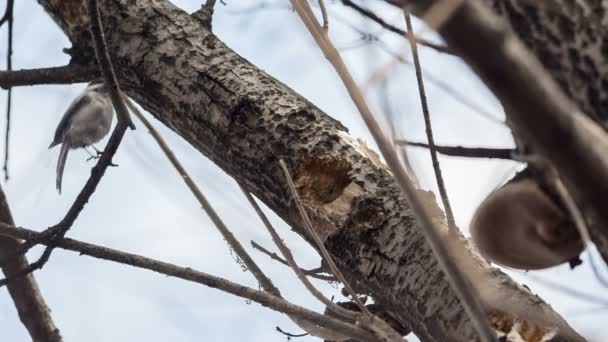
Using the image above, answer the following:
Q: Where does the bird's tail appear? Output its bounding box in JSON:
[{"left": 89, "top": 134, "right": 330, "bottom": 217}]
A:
[{"left": 56, "top": 143, "right": 69, "bottom": 194}]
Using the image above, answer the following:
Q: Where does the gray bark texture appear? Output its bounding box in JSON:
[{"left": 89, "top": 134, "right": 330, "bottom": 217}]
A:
[{"left": 36, "top": 0, "right": 590, "bottom": 341}]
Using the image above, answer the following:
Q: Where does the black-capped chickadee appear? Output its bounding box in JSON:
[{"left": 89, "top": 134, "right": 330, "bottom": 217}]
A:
[{"left": 48, "top": 80, "right": 114, "bottom": 193}]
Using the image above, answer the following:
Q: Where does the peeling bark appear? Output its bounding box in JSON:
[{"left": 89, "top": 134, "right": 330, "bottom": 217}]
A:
[{"left": 36, "top": 1, "right": 585, "bottom": 341}]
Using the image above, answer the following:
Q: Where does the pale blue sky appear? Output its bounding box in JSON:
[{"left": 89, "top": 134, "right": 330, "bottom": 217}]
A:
[{"left": 0, "top": 1, "right": 605, "bottom": 341}]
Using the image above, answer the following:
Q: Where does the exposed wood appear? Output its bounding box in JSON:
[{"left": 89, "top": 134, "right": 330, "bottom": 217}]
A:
[{"left": 35, "top": 1, "right": 584, "bottom": 341}]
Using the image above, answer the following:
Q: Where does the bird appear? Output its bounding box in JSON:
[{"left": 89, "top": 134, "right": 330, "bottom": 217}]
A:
[
  {"left": 470, "top": 178, "right": 583, "bottom": 270},
  {"left": 48, "top": 80, "right": 114, "bottom": 194}
]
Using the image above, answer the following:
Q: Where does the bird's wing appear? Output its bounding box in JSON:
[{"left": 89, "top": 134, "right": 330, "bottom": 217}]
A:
[{"left": 48, "top": 92, "right": 93, "bottom": 148}]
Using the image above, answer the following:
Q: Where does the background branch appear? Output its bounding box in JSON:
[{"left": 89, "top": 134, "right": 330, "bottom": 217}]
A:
[
  {"left": 404, "top": 12, "right": 455, "bottom": 229},
  {"left": 0, "top": 65, "right": 98, "bottom": 89},
  {"left": 0, "top": 222, "right": 379, "bottom": 342},
  {"left": 398, "top": 141, "right": 515, "bottom": 159}
]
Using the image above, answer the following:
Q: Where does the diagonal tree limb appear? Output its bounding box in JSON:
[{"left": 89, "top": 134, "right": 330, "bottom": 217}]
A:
[
  {"left": 404, "top": 12, "right": 455, "bottom": 230},
  {"left": 0, "top": 186, "right": 62, "bottom": 342}
]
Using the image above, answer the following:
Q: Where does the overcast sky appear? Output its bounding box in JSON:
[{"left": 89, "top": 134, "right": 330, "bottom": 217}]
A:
[{"left": 0, "top": 1, "right": 606, "bottom": 341}]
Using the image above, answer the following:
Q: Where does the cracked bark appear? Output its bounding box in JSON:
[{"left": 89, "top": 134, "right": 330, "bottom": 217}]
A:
[
  {"left": 35, "top": 0, "right": 585, "bottom": 341},
  {"left": 0, "top": 184, "right": 61, "bottom": 342}
]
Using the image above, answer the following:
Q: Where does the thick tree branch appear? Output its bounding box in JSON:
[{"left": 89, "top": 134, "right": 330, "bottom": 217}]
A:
[{"left": 35, "top": 0, "right": 585, "bottom": 340}]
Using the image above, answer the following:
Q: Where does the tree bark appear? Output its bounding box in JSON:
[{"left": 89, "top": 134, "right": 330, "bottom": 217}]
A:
[{"left": 36, "top": 0, "right": 585, "bottom": 341}]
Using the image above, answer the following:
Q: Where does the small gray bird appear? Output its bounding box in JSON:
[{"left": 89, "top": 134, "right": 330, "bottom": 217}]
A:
[{"left": 49, "top": 80, "right": 114, "bottom": 193}]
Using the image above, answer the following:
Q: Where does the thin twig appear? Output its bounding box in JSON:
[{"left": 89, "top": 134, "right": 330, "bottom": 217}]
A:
[
  {"left": 250, "top": 240, "right": 336, "bottom": 281},
  {"left": 279, "top": 160, "right": 370, "bottom": 315},
  {"left": 318, "top": 0, "right": 328, "bottom": 32},
  {"left": 0, "top": 0, "right": 13, "bottom": 26},
  {"left": 404, "top": 13, "right": 455, "bottom": 230},
  {"left": 0, "top": 65, "right": 98, "bottom": 89},
  {"left": 341, "top": 0, "right": 454, "bottom": 55},
  {"left": 289, "top": 1, "right": 496, "bottom": 340},
  {"left": 397, "top": 141, "right": 514, "bottom": 159},
  {"left": 3, "top": 0, "right": 13, "bottom": 181},
  {"left": 368, "top": 39, "right": 505, "bottom": 125},
  {"left": 125, "top": 98, "right": 280, "bottom": 295},
  {"left": 0, "top": 222, "right": 378, "bottom": 342},
  {"left": 550, "top": 172, "right": 608, "bottom": 287},
  {"left": 241, "top": 186, "right": 405, "bottom": 342},
  {"left": 241, "top": 187, "right": 359, "bottom": 319},
  {"left": 88, "top": 0, "right": 135, "bottom": 130},
  {"left": 276, "top": 326, "right": 309, "bottom": 338}
]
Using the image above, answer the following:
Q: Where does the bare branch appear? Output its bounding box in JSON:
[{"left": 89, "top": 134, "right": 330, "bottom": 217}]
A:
[
  {"left": 279, "top": 159, "right": 370, "bottom": 315},
  {"left": 88, "top": 0, "right": 135, "bottom": 130},
  {"left": 241, "top": 185, "right": 404, "bottom": 342},
  {"left": 397, "top": 141, "right": 515, "bottom": 159},
  {"left": 404, "top": 12, "right": 455, "bottom": 230},
  {"left": 0, "top": 185, "right": 62, "bottom": 341},
  {"left": 241, "top": 187, "right": 358, "bottom": 319},
  {"left": 0, "top": 65, "right": 98, "bottom": 89},
  {"left": 289, "top": 1, "right": 496, "bottom": 340},
  {"left": 366, "top": 40, "right": 504, "bottom": 125},
  {"left": 341, "top": 0, "right": 454, "bottom": 55},
  {"left": 193, "top": 0, "right": 219, "bottom": 30},
  {"left": 3, "top": 0, "right": 14, "bottom": 180},
  {"left": 318, "top": 0, "right": 328, "bottom": 32},
  {"left": 549, "top": 169, "right": 608, "bottom": 287},
  {"left": 0, "top": 222, "right": 378, "bottom": 342},
  {"left": 0, "top": 0, "right": 13, "bottom": 26},
  {"left": 250, "top": 240, "right": 336, "bottom": 281}
]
